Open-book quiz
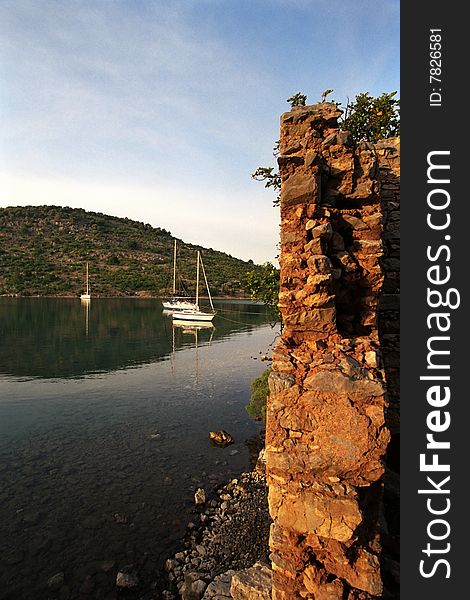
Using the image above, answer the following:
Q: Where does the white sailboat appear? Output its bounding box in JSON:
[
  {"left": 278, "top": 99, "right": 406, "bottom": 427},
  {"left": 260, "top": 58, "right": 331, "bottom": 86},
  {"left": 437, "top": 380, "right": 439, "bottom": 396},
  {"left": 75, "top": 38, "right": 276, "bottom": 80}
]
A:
[
  {"left": 172, "top": 250, "right": 216, "bottom": 322},
  {"left": 80, "top": 262, "right": 91, "bottom": 300},
  {"left": 162, "top": 240, "right": 199, "bottom": 312}
]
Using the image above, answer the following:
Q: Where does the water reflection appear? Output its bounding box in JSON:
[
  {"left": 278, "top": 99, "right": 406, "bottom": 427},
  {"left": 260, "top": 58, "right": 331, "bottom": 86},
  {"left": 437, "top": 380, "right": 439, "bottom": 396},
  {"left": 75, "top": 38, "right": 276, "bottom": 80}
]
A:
[
  {"left": 171, "top": 321, "right": 215, "bottom": 385},
  {"left": 81, "top": 297, "right": 90, "bottom": 337},
  {"left": 0, "top": 298, "right": 272, "bottom": 380}
]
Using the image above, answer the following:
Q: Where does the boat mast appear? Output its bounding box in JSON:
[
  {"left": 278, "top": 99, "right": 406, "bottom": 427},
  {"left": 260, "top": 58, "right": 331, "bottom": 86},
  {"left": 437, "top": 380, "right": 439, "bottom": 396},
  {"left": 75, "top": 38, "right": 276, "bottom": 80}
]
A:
[
  {"left": 172, "top": 240, "right": 177, "bottom": 296},
  {"left": 196, "top": 250, "right": 200, "bottom": 308},
  {"left": 200, "top": 254, "right": 214, "bottom": 311},
  {"left": 86, "top": 262, "right": 89, "bottom": 295}
]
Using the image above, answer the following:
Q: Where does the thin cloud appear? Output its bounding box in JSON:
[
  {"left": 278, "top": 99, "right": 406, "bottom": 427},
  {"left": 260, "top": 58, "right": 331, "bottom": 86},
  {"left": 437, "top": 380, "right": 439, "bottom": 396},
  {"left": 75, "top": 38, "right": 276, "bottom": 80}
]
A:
[{"left": 0, "top": 171, "right": 279, "bottom": 263}]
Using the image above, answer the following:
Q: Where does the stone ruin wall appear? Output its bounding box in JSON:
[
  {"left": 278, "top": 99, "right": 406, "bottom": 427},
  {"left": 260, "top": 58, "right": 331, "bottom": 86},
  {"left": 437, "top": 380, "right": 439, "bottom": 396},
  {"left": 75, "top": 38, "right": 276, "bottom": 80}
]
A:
[{"left": 266, "top": 103, "right": 400, "bottom": 599}]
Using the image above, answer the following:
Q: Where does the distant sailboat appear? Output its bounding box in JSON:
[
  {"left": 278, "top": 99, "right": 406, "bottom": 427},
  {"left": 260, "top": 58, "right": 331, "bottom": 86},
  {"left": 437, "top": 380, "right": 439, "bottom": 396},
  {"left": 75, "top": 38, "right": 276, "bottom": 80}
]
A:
[
  {"left": 80, "top": 262, "right": 91, "bottom": 300},
  {"left": 162, "top": 240, "right": 198, "bottom": 312},
  {"left": 172, "top": 250, "right": 216, "bottom": 322}
]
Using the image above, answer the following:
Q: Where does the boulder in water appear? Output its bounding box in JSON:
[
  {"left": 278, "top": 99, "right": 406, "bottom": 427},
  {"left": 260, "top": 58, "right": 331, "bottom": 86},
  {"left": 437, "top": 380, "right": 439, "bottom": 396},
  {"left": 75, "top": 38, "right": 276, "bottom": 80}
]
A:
[{"left": 209, "top": 430, "right": 234, "bottom": 447}]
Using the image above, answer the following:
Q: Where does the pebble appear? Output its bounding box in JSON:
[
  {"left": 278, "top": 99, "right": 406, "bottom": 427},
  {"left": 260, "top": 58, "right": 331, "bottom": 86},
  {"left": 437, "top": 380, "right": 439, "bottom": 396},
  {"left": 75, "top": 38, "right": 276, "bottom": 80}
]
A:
[{"left": 165, "top": 559, "right": 179, "bottom": 572}]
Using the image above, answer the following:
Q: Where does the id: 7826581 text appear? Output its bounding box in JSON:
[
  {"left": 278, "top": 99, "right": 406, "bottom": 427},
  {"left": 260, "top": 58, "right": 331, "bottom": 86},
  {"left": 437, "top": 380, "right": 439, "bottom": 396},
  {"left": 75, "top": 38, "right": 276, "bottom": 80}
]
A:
[{"left": 429, "top": 29, "right": 442, "bottom": 107}]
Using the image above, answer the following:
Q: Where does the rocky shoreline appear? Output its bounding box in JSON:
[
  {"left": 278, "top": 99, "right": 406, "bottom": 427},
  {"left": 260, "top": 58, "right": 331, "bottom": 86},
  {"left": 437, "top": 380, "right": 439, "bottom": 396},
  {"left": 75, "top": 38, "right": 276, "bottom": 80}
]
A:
[{"left": 161, "top": 451, "right": 272, "bottom": 599}]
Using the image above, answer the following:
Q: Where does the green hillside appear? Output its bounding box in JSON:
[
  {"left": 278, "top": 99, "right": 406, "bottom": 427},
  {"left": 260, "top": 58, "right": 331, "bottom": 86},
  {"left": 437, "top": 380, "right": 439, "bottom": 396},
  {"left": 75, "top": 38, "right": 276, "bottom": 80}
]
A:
[{"left": 0, "top": 205, "right": 260, "bottom": 297}]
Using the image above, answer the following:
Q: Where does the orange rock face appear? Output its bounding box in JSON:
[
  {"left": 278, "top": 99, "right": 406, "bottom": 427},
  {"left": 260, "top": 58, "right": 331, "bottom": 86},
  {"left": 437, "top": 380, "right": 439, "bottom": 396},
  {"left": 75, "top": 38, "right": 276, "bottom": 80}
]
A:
[{"left": 266, "top": 103, "right": 400, "bottom": 598}]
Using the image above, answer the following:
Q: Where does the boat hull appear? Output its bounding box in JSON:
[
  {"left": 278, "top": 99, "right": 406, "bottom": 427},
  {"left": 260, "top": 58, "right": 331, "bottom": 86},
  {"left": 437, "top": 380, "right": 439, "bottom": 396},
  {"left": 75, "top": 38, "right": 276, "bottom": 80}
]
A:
[
  {"left": 162, "top": 300, "right": 198, "bottom": 312},
  {"left": 172, "top": 310, "right": 215, "bottom": 322}
]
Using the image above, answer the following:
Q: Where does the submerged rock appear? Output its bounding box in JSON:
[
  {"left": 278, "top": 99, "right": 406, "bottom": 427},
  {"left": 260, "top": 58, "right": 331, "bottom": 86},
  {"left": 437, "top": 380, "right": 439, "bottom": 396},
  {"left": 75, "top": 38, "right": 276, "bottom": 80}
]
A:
[
  {"left": 47, "top": 572, "right": 65, "bottom": 591},
  {"left": 113, "top": 512, "right": 128, "bottom": 524},
  {"left": 209, "top": 431, "right": 234, "bottom": 447},
  {"left": 116, "top": 565, "right": 139, "bottom": 588},
  {"left": 4, "top": 549, "right": 24, "bottom": 566},
  {"left": 194, "top": 488, "right": 206, "bottom": 506},
  {"left": 100, "top": 560, "right": 116, "bottom": 572},
  {"left": 80, "top": 574, "right": 95, "bottom": 594}
]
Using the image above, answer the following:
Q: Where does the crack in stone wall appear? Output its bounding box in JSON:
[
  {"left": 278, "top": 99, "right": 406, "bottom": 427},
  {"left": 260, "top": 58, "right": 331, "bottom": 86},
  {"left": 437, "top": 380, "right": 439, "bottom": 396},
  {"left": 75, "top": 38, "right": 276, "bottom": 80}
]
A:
[{"left": 266, "top": 103, "right": 400, "bottom": 599}]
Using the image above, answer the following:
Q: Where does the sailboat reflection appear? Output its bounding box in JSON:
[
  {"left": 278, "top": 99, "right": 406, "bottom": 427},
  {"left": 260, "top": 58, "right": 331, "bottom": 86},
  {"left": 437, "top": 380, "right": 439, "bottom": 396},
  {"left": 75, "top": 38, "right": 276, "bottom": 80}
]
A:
[
  {"left": 171, "top": 321, "right": 215, "bottom": 384},
  {"left": 172, "top": 321, "right": 215, "bottom": 331},
  {"left": 81, "top": 297, "right": 91, "bottom": 336}
]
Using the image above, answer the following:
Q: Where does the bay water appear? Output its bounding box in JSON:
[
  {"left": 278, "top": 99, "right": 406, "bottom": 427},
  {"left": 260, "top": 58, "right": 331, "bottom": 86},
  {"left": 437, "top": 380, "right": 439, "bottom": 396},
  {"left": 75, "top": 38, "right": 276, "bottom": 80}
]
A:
[{"left": 0, "top": 298, "right": 277, "bottom": 599}]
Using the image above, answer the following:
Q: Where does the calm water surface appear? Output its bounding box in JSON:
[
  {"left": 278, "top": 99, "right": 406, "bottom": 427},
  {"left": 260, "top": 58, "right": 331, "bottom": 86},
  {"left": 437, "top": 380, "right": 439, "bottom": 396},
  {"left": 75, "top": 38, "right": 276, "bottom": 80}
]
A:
[{"left": 0, "top": 298, "right": 278, "bottom": 599}]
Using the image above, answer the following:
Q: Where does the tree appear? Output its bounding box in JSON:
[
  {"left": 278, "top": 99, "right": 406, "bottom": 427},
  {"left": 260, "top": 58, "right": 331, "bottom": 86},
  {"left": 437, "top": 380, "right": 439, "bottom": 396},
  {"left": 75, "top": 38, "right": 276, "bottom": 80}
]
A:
[
  {"left": 342, "top": 91, "right": 400, "bottom": 142},
  {"left": 245, "top": 262, "right": 280, "bottom": 315}
]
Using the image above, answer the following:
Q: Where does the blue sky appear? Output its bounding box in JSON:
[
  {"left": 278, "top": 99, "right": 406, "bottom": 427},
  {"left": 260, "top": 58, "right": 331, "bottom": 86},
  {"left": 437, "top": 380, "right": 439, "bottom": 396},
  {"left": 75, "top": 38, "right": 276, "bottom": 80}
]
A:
[{"left": 0, "top": 0, "right": 399, "bottom": 263}]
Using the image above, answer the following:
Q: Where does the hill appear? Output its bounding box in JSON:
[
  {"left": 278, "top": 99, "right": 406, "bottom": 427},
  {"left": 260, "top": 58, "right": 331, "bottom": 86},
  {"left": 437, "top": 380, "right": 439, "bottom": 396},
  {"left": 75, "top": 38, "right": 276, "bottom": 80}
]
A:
[{"left": 0, "top": 205, "right": 260, "bottom": 297}]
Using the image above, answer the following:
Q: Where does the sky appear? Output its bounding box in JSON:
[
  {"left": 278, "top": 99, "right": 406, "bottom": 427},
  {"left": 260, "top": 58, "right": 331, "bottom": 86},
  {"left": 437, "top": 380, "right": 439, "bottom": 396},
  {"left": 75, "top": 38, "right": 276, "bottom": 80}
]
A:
[{"left": 0, "top": 0, "right": 399, "bottom": 263}]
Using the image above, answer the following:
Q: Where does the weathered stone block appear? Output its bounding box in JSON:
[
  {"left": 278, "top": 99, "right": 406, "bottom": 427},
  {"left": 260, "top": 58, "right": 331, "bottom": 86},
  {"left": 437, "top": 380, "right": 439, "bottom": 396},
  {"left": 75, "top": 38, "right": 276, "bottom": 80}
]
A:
[
  {"left": 268, "top": 371, "right": 295, "bottom": 396},
  {"left": 280, "top": 229, "right": 305, "bottom": 244},
  {"left": 304, "top": 369, "right": 384, "bottom": 397},
  {"left": 304, "top": 238, "right": 324, "bottom": 254},
  {"left": 303, "top": 565, "right": 344, "bottom": 599},
  {"left": 307, "top": 255, "right": 332, "bottom": 274},
  {"left": 269, "top": 486, "right": 361, "bottom": 542},
  {"left": 312, "top": 222, "right": 333, "bottom": 240},
  {"left": 283, "top": 307, "right": 336, "bottom": 331},
  {"left": 281, "top": 172, "right": 318, "bottom": 206}
]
